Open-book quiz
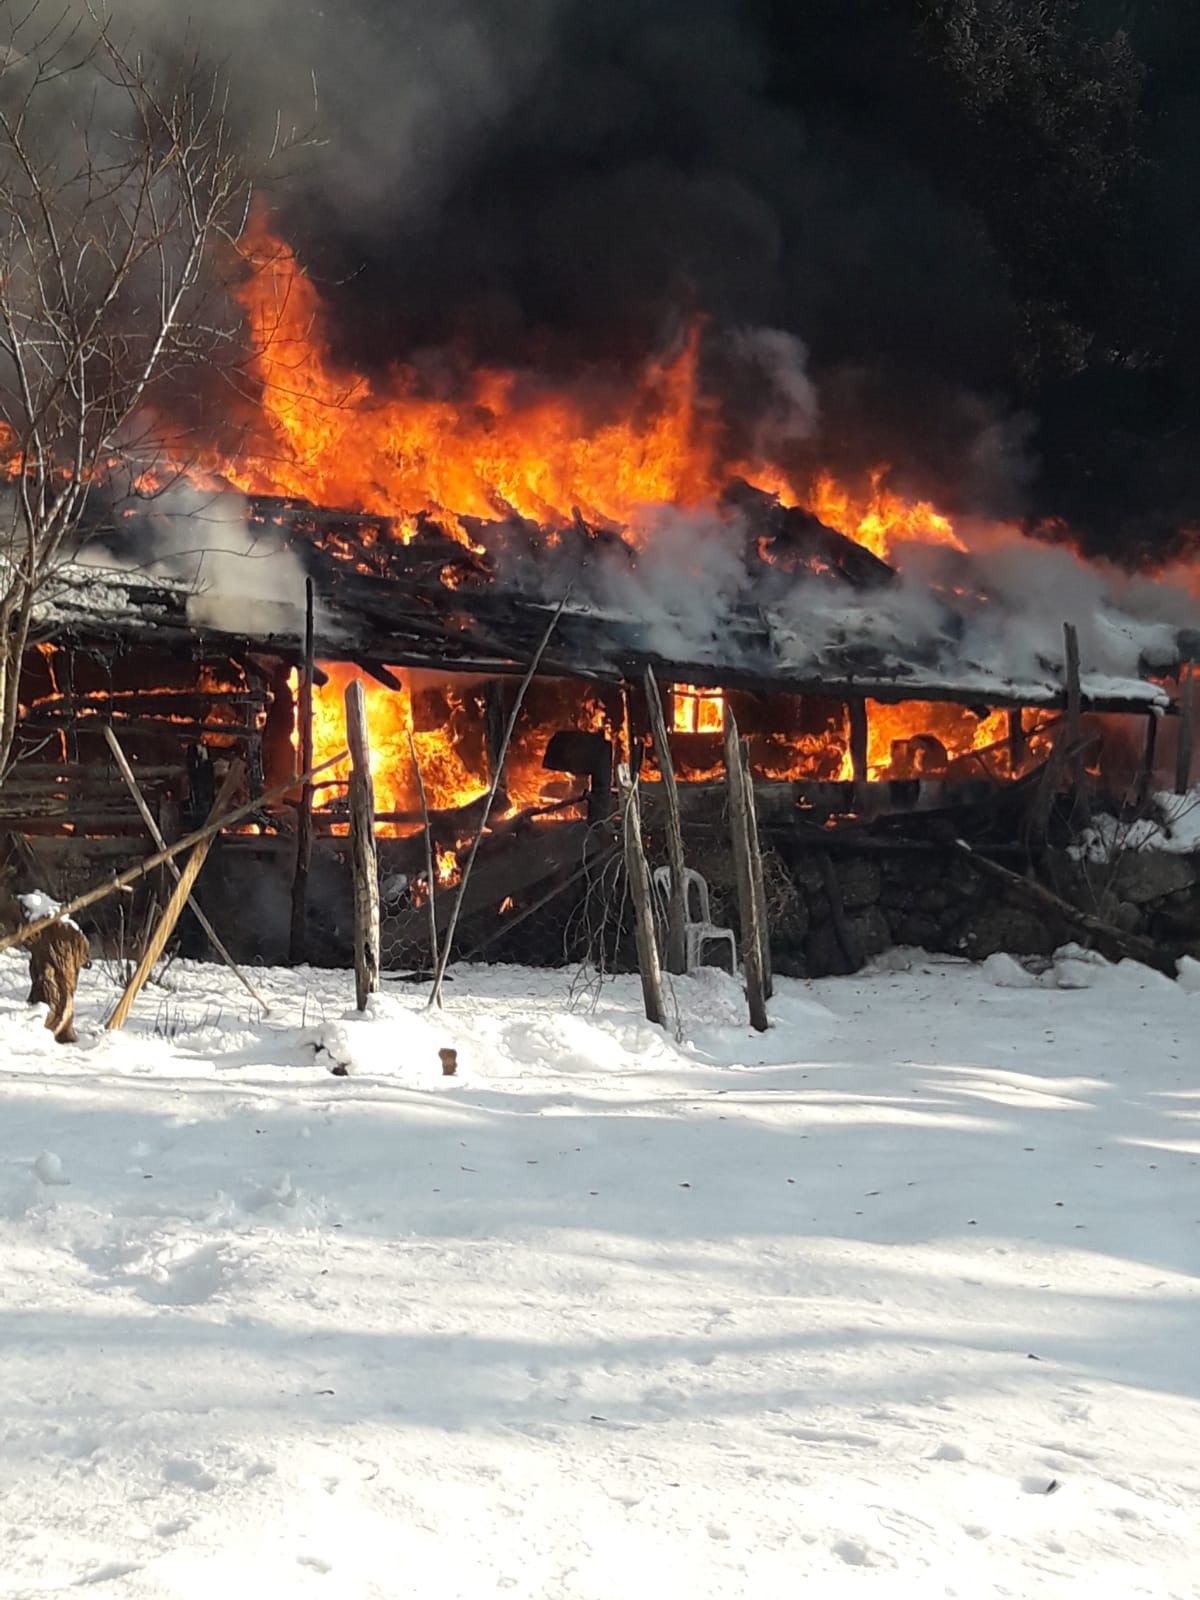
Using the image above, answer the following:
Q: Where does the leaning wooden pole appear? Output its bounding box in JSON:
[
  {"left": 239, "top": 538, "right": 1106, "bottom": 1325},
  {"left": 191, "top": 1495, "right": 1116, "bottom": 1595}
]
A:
[
  {"left": 1063, "top": 622, "right": 1091, "bottom": 827},
  {"left": 0, "top": 751, "right": 348, "bottom": 957},
  {"left": 289, "top": 577, "right": 316, "bottom": 964},
  {"left": 740, "top": 735, "right": 773, "bottom": 999},
  {"left": 643, "top": 668, "right": 688, "bottom": 974},
  {"left": 106, "top": 761, "right": 245, "bottom": 1031},
  {"left": 617, "top": 762, "right": 666, "bottom": 1027},
  {"left": 428, "top": 592, "right": 570, "bottom": 1010},
  {"left": 345, "top": 680, "right": 381, "bottom": 1011},
  {"left": 103, "top": 726, "right": 269, "bottom": 1016},
  {"left": 724, "top": 710, "right": 769, "bottom": 1031}
]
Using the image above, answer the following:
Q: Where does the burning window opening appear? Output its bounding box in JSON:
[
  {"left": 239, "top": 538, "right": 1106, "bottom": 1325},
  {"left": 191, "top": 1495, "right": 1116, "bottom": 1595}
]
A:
[{"left": 672, "top": 685, "right": 725, "bottom": 735}]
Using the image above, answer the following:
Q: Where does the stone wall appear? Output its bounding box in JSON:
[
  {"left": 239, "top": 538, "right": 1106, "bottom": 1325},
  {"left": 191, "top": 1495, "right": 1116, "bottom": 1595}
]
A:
[{"left": 701, "top": 832, "right": 1200, "bottom": 978}]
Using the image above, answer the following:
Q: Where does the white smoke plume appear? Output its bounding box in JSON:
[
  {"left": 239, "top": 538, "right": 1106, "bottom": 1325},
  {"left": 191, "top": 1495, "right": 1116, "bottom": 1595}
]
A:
[{"left": 80, "top": 480, "right": 317, "bottom": 638}]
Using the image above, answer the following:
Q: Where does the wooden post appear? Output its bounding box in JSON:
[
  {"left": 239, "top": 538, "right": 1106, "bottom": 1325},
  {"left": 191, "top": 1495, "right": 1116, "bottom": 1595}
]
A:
[
  {"left": 483, "top": 679, "right": 510, "bottom": 812},
  {"left": 617, "top": 762, "right": 666, "bottom": 1027},
  {"left": 741, "top": 735, "right": 773, "bottom": 999},
  {"left": 1007, "top": 708, "right": 1027, "bottom": 775},
  {"left": 1140, "top": 709, "right": 1159, "bottom": 804},
  {"left": 644, "top": 668, "right": 687, "bottom": 974},
  {"left": 289, "top": 577, "right": 315, "bottom": 964},
  {"left": 406, "top": 728, "right": 439, "bottom": 973},
  {"left": 848, "top": 698, "right": 869, "bottom": 810},
  {"left": 103, "top": 725, "right": 269, "bottom": 1016},
  {"left": 106, "top": 760, "right": 244, "bottom": 1031},
  {"left": 1063, "top": 622, "right": 1091, "bottom": 826},
  {"left": 1176, "top": 664, "right": 1194, "bottom": 796},
  {"left": 345, "top": 679, "right": 380, "bottom": 1011},
  {"left": 723, "top": 709, "right": 769, "bottom": 1032}
]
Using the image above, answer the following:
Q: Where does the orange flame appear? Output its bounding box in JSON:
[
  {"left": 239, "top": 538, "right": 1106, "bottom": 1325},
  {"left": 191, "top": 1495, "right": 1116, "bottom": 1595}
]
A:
[
  {"left": 808, "top": 470, "right": 965, "bottom": 562},
  {"left": 214, "top": 212, "right": 971, "bottom": 564}
]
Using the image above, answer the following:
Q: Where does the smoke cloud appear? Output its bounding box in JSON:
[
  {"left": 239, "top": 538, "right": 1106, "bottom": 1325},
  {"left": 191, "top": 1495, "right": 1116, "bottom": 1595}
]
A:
[{"left": 23, "top": 0, "right": 1200, "bottom": 556}]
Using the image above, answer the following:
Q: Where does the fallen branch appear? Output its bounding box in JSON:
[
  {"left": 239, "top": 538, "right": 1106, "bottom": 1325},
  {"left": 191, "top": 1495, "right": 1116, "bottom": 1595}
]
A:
[
  {"left": 0, "top": 750, "right": 349, "bottom": 956},
  {"left": 954, "top": 839, "right": 1180, "bottom": 978}
]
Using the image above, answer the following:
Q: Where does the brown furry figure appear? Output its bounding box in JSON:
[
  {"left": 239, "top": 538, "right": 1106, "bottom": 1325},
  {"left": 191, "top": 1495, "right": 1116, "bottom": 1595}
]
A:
[{"left": 27, "top": 921, "right": 91, "bottom": 1044}]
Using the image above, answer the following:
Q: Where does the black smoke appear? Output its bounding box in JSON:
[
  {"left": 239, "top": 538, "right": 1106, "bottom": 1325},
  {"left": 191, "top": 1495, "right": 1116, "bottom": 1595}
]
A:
[{"left": 88, "top": 0, "right": 1200, "bottom": 558}]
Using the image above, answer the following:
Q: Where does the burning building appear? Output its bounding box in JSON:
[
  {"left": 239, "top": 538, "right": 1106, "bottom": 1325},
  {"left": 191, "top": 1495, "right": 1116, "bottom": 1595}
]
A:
[{"left": 3, "top": 217, "right": 1198, "bottom": 978}]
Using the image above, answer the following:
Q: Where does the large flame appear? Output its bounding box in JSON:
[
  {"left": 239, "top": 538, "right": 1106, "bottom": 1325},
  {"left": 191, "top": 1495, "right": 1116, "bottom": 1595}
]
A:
[{"left": 216, "top": 212, "right": 965, "bottom": 564}]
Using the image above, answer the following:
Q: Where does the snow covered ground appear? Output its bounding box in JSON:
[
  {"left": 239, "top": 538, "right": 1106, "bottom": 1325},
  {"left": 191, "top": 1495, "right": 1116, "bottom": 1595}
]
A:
[{"left": 0, "top": 946, "right": 1196, "bottom": 1598}]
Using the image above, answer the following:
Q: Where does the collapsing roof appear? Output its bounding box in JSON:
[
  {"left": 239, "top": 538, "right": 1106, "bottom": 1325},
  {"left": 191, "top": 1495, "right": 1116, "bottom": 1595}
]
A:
[{"left": 45, "top": 481, "right": 1193, "bottom": 713}]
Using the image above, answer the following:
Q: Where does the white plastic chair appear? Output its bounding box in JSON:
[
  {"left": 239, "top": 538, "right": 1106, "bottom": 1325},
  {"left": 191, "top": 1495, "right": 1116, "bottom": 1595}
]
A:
[{"left": 651, "top": 866, "right": 738, "bottom": 975}]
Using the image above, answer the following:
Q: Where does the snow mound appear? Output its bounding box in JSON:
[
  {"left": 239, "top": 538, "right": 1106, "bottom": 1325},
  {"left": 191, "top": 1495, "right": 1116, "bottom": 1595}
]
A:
[
  {"left": 981, "top": 952, "right": 1037, "bottom": 989},
  {"left": 316, "top": 992, "right": 458, "bottom": 1081}
]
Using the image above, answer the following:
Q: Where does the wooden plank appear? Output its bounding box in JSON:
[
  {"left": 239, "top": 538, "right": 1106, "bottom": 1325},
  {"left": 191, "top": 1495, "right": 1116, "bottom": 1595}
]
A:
[
  {"left": 289, "top": 577, "right": 315, "bottom": 963},
  {"left": 406, "top": 729, "right": 440, "bottom": 971},
  {"left": 1176, "top": 663, "right": 1194, "bottom": 796},
  {"left": 617, "top": 763, "right": 665, "bottom": 1027},
  {"left": 1007, "top": 708, "right": 1027, "bottom": 774},
  {"left": 0, "top": 750, "right": 348, "bottom": 956},
  {"left": 106, "top": 761, "right": 245, "bottom": 1030},
  {"left": 848, "top": 697, "right": 869, "bottom": 812},
  {"left": 644, "top": 668, "right": 687, "bottom": 975},
  {"left": 103, "top": 727, "right": 270, "bottom": 1015},
  {"left": 345, "top": 679, "right": 381, "bottom": 1011},
  {"left": 1063, "top": 622, "right": 1091, "bottom": 826},
  {"left": 723, "top": 709, "right": 769, "bottom": 1032}
]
